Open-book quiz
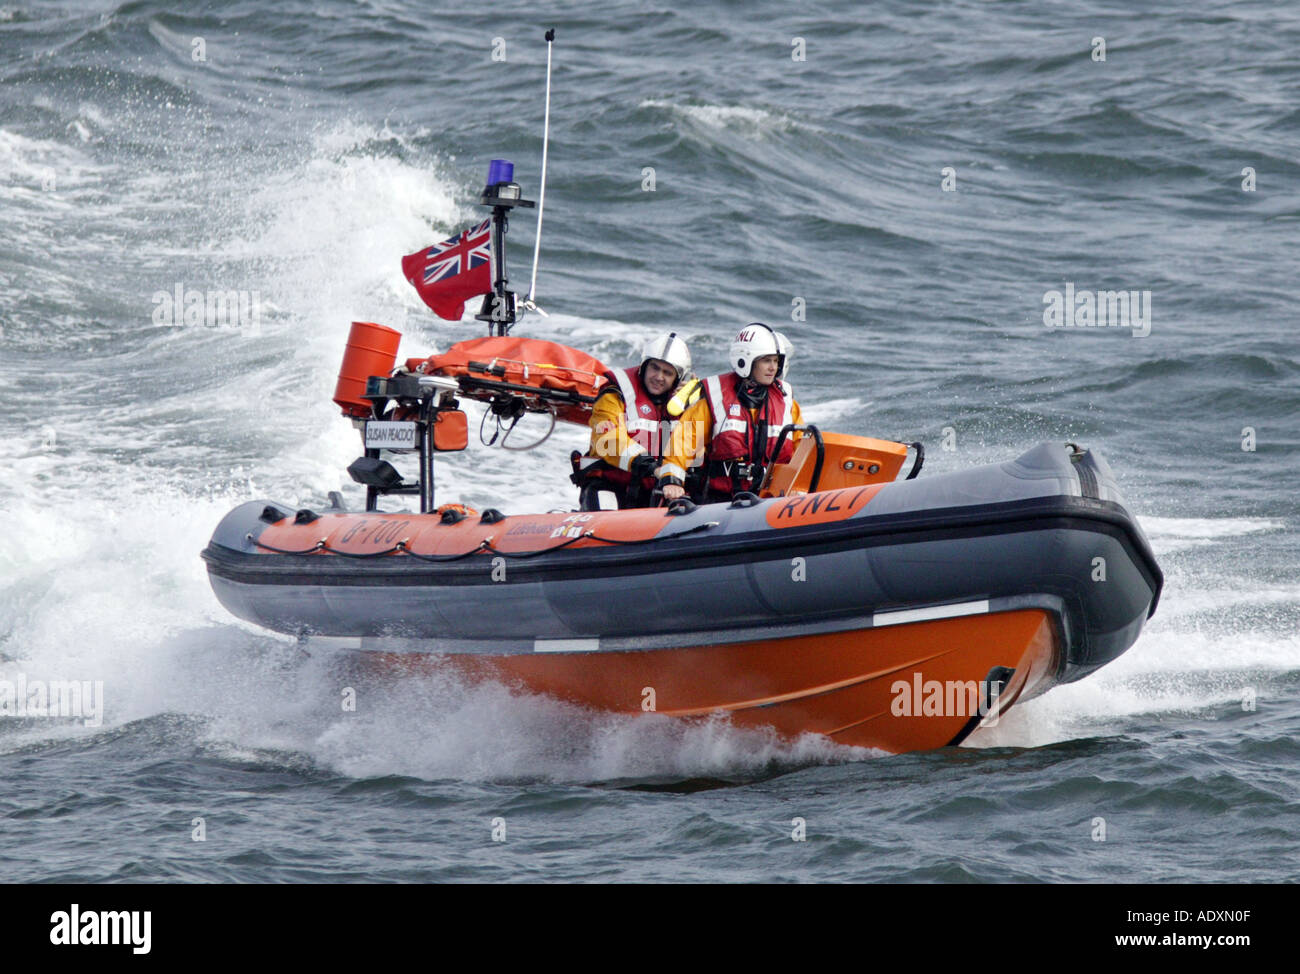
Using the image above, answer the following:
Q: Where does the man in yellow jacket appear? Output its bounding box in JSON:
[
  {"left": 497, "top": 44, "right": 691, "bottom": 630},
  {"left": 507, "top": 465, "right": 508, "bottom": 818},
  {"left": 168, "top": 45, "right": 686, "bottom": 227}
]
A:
[
  {"left": 575, "top": 332, "right": 694, "bottom": 510},
  {"left": 659, "top": 324, "right": 801, "bottom": 504}
]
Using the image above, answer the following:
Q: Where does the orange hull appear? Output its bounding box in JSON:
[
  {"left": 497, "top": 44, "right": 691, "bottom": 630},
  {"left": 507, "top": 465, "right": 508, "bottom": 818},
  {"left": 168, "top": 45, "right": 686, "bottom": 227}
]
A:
[{"left": 370, "top": 609, "right": 1060, "bottom": 754}]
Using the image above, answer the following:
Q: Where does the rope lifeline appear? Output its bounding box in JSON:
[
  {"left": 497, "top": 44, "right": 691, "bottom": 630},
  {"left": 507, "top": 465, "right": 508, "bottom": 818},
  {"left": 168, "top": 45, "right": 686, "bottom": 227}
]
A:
[{"left": 246, "top": 520, "right": 717, "bottom": 561}]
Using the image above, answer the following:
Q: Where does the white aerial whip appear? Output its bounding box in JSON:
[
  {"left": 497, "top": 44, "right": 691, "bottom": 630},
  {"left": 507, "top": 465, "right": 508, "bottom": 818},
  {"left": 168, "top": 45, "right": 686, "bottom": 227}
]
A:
[{"left": 523, "top": 27, "right": 555, "bottom": 317}]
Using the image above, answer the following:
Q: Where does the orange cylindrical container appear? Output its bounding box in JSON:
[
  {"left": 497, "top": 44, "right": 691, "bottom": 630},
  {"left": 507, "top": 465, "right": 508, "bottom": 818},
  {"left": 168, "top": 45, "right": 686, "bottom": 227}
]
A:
[{"left": 333, "top": 321, "right": 402, "bottom": 417}]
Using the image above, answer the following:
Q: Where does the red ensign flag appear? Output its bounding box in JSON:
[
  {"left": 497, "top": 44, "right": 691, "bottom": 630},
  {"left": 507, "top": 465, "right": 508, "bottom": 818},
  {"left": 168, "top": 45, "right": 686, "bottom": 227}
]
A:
[{"left": 402, "top": 219, "right": 493, "bottom": 320}]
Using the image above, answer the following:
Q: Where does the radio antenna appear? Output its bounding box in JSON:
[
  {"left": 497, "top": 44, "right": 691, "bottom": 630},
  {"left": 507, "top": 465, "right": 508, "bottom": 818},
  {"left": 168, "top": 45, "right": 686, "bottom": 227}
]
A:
[{"left": 523, "top": 28, "right": 555, "bottom": 317}]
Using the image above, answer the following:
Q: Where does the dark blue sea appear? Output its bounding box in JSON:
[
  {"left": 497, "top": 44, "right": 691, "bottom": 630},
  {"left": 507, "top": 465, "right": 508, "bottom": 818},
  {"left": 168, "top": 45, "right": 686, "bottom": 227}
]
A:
[{"left": 1, "top": 0, "right": 1297, "bottom": 884}]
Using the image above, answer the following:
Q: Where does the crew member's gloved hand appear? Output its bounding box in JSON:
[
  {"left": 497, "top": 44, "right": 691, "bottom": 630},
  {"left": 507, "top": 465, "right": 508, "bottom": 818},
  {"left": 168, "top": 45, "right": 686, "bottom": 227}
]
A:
[
  {"left": 630, "top": 454, "right": 659, "bottom": 480},
  {"left": 658, "top": 475, "right": 685, "bottom": 501}
]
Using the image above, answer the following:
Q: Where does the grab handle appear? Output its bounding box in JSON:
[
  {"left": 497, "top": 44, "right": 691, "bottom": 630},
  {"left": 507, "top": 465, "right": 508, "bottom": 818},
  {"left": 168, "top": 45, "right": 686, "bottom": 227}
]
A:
[{"left": 761, "top": 424, "right": 824, "bottom": 494}]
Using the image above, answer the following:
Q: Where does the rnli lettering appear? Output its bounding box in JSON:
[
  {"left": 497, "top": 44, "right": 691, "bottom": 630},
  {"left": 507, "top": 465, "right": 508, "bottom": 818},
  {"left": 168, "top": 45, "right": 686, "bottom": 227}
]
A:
[{"left": 766, "top": 486, "right": 879, "bottom": 528}]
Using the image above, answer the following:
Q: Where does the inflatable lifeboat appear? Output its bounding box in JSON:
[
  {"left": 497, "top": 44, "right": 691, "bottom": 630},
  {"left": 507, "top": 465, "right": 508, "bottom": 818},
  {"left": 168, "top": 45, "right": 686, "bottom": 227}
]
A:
[{"left": 202, "top": 327, "right": 1163, "bottom": 755}]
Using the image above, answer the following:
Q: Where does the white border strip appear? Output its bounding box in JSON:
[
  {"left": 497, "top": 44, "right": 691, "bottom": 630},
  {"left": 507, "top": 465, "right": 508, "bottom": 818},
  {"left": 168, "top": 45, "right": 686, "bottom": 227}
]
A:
[
  {"left": 304, "top": 636, "right": 362, "bottom": 650},
  {"left": 871, "top": 600, "right": 990, "bottom": 628},
  {"left": 533, "top": 638, "right": 601, "bottom": 654}
]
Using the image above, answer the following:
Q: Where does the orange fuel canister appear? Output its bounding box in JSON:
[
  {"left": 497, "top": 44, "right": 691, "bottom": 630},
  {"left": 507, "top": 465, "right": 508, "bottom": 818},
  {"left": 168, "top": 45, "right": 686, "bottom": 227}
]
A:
[{"left": 333, "top": 321, "right": 402, "bottom": 417}]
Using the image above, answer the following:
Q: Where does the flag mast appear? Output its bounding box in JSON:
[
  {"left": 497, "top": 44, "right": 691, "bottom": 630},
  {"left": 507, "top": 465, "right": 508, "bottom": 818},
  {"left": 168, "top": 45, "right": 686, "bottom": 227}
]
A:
[
  {"left": 472, "top": 27, "right": 555, "bottom": 336},
  {"left": 474, "top": 162, "right": 533, "bottom": 337}
]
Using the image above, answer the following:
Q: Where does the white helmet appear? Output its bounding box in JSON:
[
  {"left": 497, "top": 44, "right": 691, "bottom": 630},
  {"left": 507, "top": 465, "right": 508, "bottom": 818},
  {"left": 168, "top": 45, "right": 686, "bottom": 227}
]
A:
[
  {"left": 774, "top": 331, "right": 793, "bottom": 379},
  {"left": 730, "top": 322, "right": 781, "bottom": 379},
  {"left": 641, "top": 332, "right": 692, "bottom": 384}
]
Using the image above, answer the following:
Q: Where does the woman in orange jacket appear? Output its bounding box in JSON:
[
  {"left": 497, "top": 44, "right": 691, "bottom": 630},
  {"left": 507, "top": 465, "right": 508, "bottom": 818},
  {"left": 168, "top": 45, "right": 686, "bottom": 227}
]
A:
[{"left": 659, "top": 323, "right": 801, "bottom": 504}]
